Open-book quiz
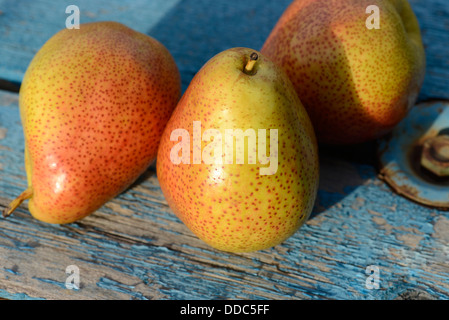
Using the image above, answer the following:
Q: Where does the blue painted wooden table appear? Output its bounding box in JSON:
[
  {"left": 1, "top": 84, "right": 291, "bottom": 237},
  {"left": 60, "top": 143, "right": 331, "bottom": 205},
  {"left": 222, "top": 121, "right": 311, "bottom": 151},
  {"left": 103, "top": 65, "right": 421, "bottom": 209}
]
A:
[{"left": 0, "top": 0, "right": 448, "bottom": 300}]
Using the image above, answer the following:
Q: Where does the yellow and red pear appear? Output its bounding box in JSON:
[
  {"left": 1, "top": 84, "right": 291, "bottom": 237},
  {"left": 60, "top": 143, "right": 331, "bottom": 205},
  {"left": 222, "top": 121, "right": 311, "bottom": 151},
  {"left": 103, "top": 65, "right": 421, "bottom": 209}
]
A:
[
  {"left": 157, "top": 48, "right": 319, "bottom": 252},
  {"left": 261, "top": 0, "right": 426, "bottom": 145},
  {"left": 4, "top": 21, "right": 181, "bottom": 223}
]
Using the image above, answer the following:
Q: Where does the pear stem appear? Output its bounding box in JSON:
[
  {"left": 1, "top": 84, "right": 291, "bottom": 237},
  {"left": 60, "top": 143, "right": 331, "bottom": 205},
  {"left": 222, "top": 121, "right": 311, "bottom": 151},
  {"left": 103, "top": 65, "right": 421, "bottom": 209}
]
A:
[
  {"left": 244, "top": 52, "right": 259, "bottom": 75},
  {"left": 2, "top": 187, "right": 33, "bottom": 218}
]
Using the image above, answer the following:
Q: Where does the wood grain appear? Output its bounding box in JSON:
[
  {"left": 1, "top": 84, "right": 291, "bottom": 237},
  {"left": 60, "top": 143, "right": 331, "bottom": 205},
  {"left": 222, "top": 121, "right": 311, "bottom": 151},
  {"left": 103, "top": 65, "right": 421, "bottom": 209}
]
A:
[{"left": 0, "top": 0, "right": 448, "bottom": 300}]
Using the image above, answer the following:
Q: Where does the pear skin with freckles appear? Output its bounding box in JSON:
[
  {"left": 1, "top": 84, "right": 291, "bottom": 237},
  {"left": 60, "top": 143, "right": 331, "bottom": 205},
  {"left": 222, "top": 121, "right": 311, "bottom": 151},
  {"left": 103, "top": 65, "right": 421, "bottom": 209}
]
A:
[
  {"left": 3, "top": 21, "right": 181, "bottom": 224},
  {"left": 157, "top": 48, "right": 319, "bottom": 253},
  {"left": 261, "top": 0, "right": 426, "bottom": 145}
]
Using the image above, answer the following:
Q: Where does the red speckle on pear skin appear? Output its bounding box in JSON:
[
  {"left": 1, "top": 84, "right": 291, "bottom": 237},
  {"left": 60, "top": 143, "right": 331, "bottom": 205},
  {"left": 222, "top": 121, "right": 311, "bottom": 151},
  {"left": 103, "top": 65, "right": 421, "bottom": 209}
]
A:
[
  {"left": 261, "top": 0, "right": 425, "bottom": 145},
  {"left": 157, "top": 47, "right": 319, "bottom": 253},
  {"left": 20, "top": 22, "right": 181, "bottom": 223}
]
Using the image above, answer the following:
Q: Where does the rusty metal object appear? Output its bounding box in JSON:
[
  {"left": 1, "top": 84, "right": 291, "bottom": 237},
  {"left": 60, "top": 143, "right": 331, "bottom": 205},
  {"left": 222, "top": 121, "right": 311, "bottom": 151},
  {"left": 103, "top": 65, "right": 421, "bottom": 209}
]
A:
[
  {"left": 420, "top": 135, "right": 449, "bottom": 177},
  {"left": 377, "top": 100, "right": 449, "bottom": 210}
]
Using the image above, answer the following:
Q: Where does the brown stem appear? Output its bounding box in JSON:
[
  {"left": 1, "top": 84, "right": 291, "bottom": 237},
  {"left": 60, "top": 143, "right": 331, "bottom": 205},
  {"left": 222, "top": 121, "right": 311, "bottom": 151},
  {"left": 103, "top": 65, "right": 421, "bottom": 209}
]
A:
[
  {"left": 243, "top": 52, "right": 259, "bottom": 75},
  {"left": 3, "top": 187, "right": 33, "bottom": 218}
]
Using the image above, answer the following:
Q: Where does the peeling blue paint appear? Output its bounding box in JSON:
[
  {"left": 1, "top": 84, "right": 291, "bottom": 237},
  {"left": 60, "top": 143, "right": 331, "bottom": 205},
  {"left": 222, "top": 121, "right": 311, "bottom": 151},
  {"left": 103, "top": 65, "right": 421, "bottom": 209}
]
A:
[
  {"left": 96, "top": 277, "right": 148, "bottom": 300},
  {"left": 32, "top": 277, "right": 67, "bottom": 290},
  {"left": 4, "top": 267, "right": 21, "bottom": 276},
  {"left": 0, "top": 0, "right": 448, "bottom": 300},
  {"left": 0, "top": 289, "right": 45, "bottom": 300}
]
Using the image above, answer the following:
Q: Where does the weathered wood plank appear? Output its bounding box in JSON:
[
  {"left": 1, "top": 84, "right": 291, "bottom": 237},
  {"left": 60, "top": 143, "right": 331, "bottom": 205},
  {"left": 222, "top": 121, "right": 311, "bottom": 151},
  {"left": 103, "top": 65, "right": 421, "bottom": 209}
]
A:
[
  {"left": 409, "top": 0, "right": 449, "bottom": 101},
  {"left": 0, "top": 0, "right": 182, "bottom": 84},
  {"left": 0, "top": 89, "right": 448, "bottom": 300},
  {"left": 0, "top": 0, "right": 293, "bottom": 92},
  {"left": 0, "top": 0, "right": 448, "bottom": 300}
]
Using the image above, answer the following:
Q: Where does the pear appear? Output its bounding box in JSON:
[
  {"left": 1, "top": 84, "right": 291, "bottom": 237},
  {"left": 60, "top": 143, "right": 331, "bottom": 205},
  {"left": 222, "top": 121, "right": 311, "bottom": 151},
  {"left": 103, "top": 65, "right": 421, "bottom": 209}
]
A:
[
  {"left": 3, "top": 22, "right": 181, "bottom": 224},
  {"left": 261, "top": 0, "right": 426, "bottom": 145},
  {"left": 156, "top": 47, "right": 319, "bottom": 253}
]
